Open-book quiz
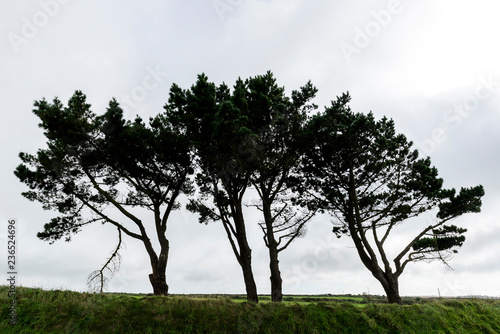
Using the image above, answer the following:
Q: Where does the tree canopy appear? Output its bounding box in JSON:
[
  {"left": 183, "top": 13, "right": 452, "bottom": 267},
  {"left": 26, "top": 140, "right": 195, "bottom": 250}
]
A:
[
  {"left": 15, "top": 76, "right": 485, "bottom": 304},
  {"left": 164, "top": 74, "right": 261, "bottom": 302},
  {"left": 15, "top": 91, "right": 194, "bottom": 295},
  {"left": 300, "top": 92, "right": 484, "bottom": 303}
]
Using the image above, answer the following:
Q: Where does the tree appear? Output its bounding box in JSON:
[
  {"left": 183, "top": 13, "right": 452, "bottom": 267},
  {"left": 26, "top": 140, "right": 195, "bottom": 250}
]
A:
[
  {"left": 15, "top": 91, "right": 193, "bottom": 295},
  {"left": 164, "top": 75, "right": 259, "bottom": 302},
  {"left": 301, "top": 93, "right": 485, "bottom": 304},
  {"left": 237, "top": 72, "right": 318, "bottom": 302},
  {"left": 87, "top": 227, "right": 123, "bottom": 293},
  {"left": 165, "top": 72, "right": 319, "bottom": 302}
]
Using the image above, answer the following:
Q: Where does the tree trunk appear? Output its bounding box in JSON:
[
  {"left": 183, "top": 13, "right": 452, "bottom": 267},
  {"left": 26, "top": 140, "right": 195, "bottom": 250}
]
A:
[
  {"left": 143, "top": 234, "right": 169, "bottom": 296},
  {"left": 382, "top": 275, "right": 402, "bottom": 304},
  {"left": 149, "top": 271, "right": 168, "bottom": 296},
  {"left": 372, "top": 269, "right": 402, "bottom": 304},
  {"left": 148, "top": 250, "right": 169, "bottom": 296},
  {"left": 231, "top": 199, "right": 259, "bottom": 303},
  {"left": 263, "top": 201, "right": 283, "bottom": 302},
  {"left": 240, "top": 247, "right": 259, "bottom": 303},
  {"left": 268, "top": 244, "right": 283, "bottom": 302},
  {"left": 385, "top": 286, "right": 402, "bottom": 304}
]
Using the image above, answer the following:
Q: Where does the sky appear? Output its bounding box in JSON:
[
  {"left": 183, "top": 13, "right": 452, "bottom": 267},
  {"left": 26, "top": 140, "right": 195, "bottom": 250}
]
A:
[{"left": 1, "top": 0, "right": 500, "bottom": 298}]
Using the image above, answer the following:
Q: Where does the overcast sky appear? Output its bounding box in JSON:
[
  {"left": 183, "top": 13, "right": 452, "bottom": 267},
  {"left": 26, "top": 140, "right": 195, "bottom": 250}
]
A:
[{"left": 1, "top": 0, "right": 500, "bottom": 298}]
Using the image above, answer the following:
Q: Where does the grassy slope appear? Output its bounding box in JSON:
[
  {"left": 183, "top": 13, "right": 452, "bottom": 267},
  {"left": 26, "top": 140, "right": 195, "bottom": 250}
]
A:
[{"left": 1, "top": 286, "right": 500, "bottom": 333}]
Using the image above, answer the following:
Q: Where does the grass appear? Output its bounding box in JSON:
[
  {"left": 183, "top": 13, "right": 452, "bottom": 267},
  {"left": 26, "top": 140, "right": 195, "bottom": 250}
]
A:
[
  {"left": 223, "top": 294, "right": 366, "bottom": 306},
  {"left": 1, "top": 286, "right": 500, "bottom": 333}
]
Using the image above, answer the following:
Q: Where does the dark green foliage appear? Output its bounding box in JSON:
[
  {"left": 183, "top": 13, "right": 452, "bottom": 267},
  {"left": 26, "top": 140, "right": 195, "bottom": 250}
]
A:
[
  {"left": 165, "top": 71, "right": 318, "bottom": 302},
  {"left": 438, "top": 186, "right": 485, "bottom": 219},
  {"left": 15, "top": 76, "right": 486, "bottom": 303},
  {"left": 165, "top": 73, "right": 261, "bottom": 302},
  {"left": 14, "top": 91, "right": 194, "bottom": 295},
  {"left": 15, "top": 92, "right": 102, "bottom": 243},
  {"left": 413, "top": 225, "right": 467, "bottom": 253},
  {"left": 300, "top": 92, "right": 484, "bottom": 303},
  {"left": 237, "top": 73, "right": 318, "bottom": 302},
  {"left": 302, "top": 93, "right": 446, "bottom": 225},
  {"left": 15, "top": 92, "right": 191, "bottom": 242}
]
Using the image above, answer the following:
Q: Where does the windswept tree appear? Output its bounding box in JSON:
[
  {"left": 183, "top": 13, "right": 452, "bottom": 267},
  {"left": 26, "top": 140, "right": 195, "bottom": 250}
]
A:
[
  {"left": 15, "top": 91, "right": 193, "bottom": 295},
  {"left": 164, "top": 75, "right": 259, "bottom": 302},
  {"left": 301, "top": 93, "right": 484, "bottom": 304},
  {"left": 238, "top": 72, "right": 318, "bottom": 302},
  {"left": 165, "top": 72, "right": 319, "bottom": 302}
]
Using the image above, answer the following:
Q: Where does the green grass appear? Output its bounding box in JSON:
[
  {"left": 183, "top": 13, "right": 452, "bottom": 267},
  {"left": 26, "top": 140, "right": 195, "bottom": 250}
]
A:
[
  {"left": 225, "top": 294, "right": 367, "bottom": 308},
  {"left": 1, "top": 286, "right": 500, "bottom": 333}
]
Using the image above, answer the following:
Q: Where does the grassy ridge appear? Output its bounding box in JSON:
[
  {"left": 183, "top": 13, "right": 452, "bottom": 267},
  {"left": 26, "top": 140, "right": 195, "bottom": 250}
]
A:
[{"left": 1, "top": 286, "right": 500, "bottom": 333}]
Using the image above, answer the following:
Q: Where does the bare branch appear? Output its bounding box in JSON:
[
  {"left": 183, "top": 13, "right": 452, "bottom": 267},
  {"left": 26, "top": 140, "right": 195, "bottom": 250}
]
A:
[{"left": 87, "top": 227, "right": 123, "bottom": 293}]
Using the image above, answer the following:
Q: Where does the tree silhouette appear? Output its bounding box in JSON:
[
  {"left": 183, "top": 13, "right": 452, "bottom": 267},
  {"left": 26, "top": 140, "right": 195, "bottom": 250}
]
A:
[
  {"left": 164, "top": 75, "right": 260, "bottom": 302},
  {"left": 301, "top": 93, "right": 484, "bottom": 304},
  {"left": 15, "top": 91, "right": 194, "bottom": 295},
  {"left": 238, "top": 72, "right": 318, "bottom": 302}
]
